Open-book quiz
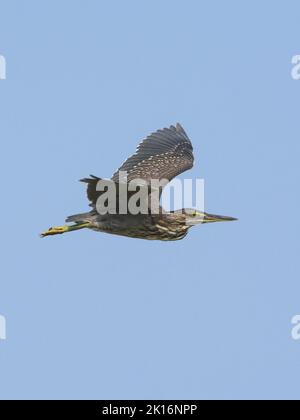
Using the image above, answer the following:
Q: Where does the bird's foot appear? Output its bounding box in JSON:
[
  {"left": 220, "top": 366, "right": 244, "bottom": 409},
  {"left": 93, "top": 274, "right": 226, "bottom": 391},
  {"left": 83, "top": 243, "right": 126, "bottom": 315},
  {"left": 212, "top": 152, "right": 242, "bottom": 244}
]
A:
[{"left": 40, "top": 226, "right": 69, "bottom": 238}]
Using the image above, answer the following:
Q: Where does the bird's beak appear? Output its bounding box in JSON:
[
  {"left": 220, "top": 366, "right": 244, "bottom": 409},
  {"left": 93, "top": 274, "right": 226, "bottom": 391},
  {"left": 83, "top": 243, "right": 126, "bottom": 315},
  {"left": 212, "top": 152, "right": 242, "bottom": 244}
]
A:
[
  {"left": 186, "top": 211, "right": 238, "bottom": 226},
  {"left": 202, "top": 213, "right": 238, "bottom": 224}
]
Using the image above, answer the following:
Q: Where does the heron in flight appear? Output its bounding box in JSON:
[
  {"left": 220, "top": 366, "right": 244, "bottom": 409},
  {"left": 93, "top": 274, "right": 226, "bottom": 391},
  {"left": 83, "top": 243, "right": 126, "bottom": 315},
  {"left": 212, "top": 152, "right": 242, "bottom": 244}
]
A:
[{"left": 41, "top": 124, "right": 237, "bottom": 240}]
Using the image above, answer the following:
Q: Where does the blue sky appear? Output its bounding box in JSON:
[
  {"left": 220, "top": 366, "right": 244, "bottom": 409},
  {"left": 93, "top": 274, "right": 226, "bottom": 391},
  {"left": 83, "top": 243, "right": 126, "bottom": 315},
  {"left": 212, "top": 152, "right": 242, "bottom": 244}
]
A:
[{"left": 0, "top": 0, "right": 300, "bottom": 400}]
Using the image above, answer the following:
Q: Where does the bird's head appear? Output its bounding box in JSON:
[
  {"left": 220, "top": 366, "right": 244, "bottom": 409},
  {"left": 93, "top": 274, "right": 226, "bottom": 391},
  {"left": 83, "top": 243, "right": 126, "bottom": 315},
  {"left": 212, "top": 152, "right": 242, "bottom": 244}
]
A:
[{"left": 179, "top": 209, "right": 238, "bottom": 226}]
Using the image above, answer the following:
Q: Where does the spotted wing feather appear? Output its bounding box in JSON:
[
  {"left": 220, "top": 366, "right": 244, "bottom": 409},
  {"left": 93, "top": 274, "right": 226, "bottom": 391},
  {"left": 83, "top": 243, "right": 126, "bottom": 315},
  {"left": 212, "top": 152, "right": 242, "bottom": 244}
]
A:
[{"left": 111, "top": 123, "right": 194, "bottom": 184}]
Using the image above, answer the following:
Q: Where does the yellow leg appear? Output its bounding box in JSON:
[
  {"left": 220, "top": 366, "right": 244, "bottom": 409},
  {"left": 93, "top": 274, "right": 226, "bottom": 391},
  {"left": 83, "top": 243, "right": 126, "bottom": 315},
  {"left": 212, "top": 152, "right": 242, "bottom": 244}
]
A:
[{"left": 40, "top": 223, "right": 90, "bottom": 238}]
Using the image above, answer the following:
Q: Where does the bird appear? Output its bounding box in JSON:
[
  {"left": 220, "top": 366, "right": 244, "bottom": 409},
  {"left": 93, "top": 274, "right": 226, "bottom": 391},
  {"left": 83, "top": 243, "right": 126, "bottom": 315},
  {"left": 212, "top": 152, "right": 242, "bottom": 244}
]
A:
[{"left": 41, "top": 123, "right": 237, "bottom": 241}]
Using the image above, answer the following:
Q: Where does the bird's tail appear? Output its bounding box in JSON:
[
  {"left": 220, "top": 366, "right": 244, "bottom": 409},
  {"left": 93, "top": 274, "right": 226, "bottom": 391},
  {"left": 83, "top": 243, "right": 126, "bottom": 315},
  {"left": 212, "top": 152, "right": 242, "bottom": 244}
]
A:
[{"left": 65, "top": 212, "right": 92, "bottom": 224}]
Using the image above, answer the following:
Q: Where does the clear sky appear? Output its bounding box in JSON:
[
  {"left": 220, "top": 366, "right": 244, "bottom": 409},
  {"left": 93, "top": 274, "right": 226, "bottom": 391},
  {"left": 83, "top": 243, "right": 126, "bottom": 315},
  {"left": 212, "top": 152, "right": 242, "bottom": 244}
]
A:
[{"left": 0, "top": 0, "right": 300, "bottom": 400}]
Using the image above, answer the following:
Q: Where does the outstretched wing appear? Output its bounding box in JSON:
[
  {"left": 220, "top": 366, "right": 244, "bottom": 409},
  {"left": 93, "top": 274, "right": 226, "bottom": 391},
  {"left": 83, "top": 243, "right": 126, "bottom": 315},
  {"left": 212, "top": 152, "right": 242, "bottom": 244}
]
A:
[
  {"left": 111, "top": 123, "right": 194, "bottom": 184},
  {"left": 81, "top": 124, "right": 194, "bottom": 209}
]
